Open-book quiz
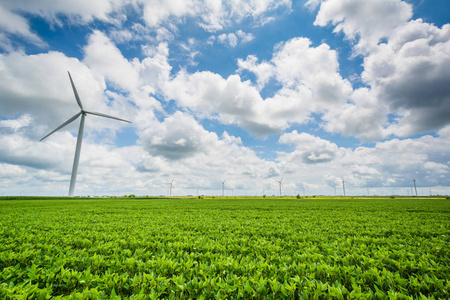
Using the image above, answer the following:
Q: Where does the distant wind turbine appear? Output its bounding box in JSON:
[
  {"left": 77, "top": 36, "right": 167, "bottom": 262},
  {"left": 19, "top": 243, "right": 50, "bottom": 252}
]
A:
[
  {"left": 341, "top": 177, "right": 346, "bottom": 196},
  {"left": 166, "top": 179, "right": 174, "bottom": 196},
  {"left": 40, "top": 71, "right": 131, "bottom": 197},
  {"left": 221, "top": 179, "right": 226, "bottom": 196},
  {"left": 276, "top": 178, "right": 283, "bottom": 196},
  {"left": 413, "top": 178, "right": 418, "bottom": 196}
]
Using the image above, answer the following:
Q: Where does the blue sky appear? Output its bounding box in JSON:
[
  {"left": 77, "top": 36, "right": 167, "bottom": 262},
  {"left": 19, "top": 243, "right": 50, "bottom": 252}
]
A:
[{"left": 0, "top": 0, "right": 449, "bottom": 196}]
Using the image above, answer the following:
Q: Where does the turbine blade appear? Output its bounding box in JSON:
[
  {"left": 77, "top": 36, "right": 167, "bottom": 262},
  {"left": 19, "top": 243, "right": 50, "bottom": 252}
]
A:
[
  {"left": 68, "top": 71, "right": 83, "bottom": 110},
  {"left": 40, "top": 112, "right": 82, "bottom": 141},
  {"left": 85, "top": 110, "right": 131, "bottom": 123}
]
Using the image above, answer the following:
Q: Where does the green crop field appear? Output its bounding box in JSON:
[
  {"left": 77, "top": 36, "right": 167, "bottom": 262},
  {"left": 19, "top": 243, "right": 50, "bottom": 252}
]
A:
[{"left": 0, "top": 197, "right": 449, "bottom": 299}]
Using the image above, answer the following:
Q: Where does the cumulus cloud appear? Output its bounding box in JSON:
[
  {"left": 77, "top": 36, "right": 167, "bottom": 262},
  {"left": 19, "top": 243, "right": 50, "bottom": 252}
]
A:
[
  {"left": 217, "top": 30, "right": 254, "bottom": 47},
  {"left": 1, "top": 0, "right": 120, "bottom": 26},
  {"left": 278, "top": 131, "right": 340, "bottom": 164},
  {"left": 321, "top": 87, "right": 390, "bottom": 140},
  {"left": 165, "top": 70, "right": 284, "bottom": 135},
  {"left": 0, "top": 114, "right": 32, "bottom": 132},
  {"left": 136, "top": 111, "right": 281, "bottom": 192},
  {"left": 239, "top": 37, "right": 352, "bottom": 107},
  {"left": 83, "top": 30, "right": 169, "bottom": 128},
  {"left": 139, "top": 112, "right": 218, "bottom": 160},
  {"left": 1, "top": 0, "right": 449, "bottom": 196},
  {"left": 271, "top": 37, "right": 352, "bottom": 107},
  {"left": 84, "top": 30, "right": 140, "bottom": 92},
  {"left": 198, "top": 0, "right": 292, "bottom": 31},
  {"left": 0, "top": 123, "right": 143, "bottom": 195},
  {"left": 0, "top": 0, "right": 291, "bottom": 50},
  {"left": 0, "top": 163, "right": 27, "bottom": 179},
  {"left": 363, "top": 20, "right": 450, "bottom": 136},
  {"left": 311, "top": 0, "right": 412, "bottom": 53},
  {"left": 309, "top": 0, "right": 450, "bottom": 138},
  {"left": 0, "top": 51, "right": 96, "bottom": 131},
  {"left": 168, "top": 37, "right": 351, "bottom": 136},
  {"left": 237, "top": 55, "right": 273, "bottom": 89},
  {"left": 0, "top": 5, "right": 46, "bottom": 50},
  {"left": 218, "top": 32, "right": 238, "bottom": 47},
  {"left": 276, "top": 130, "right": 450, "bottom": 192}
]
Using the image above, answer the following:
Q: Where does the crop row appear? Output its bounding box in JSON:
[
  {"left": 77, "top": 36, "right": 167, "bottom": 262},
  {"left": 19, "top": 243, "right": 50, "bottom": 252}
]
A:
[{"left": 1, "top": 197, "right": 449, "bottom": 299}]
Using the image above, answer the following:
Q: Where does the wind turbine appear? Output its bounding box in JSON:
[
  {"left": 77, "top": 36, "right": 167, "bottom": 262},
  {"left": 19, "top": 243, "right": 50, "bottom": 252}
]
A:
[
  {"left": 40, "top": 71, "right": 131, "bottom": 197},
  {"left": 341, "top": 177, "right": 346, "bottom": 196},
  {"left": 166, "top": 179, "right": 174, "bottom": 196},
  {"left": 221, "top": 179, "right": 226, "bottom": 196},
  {"left": 276, "top": 178, "right": 283, "bottom": 196},
  {"left": 413, "top": 178, "right": 418, "bottom": 196}
]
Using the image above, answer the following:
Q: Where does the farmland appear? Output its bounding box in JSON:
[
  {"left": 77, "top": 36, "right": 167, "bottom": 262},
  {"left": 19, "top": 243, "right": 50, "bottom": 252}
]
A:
[{"left": 0, "top": 197, "right": 449, "bottom": 299}]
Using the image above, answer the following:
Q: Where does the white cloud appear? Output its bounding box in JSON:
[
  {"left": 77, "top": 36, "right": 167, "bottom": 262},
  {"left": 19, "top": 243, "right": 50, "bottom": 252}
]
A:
[
  {"left": 0, "top": 51, "right": 98, "bottom": 132},
  {"left": 321, "top": 87, "right": 390, "bottom": 140},
  {"left": 83, "top": 30, "right": 171, "bottom": 99},
  {"left": 84, "top": 30, "right": 140, "bottom": 92},
  {"left": 1, "top": 0, "right": 291, "bottom": 41},
  {"left": 136, "top": 111, "right": 282, "bottom": 192},
  {"left": 218, "top": 33, "right": 238, "bottom": 47},
  {"left": 0, "top": 114, "right": 32, "bottom": 132},
  {"left": 1, "top": 0, "right": 120, "bottom": 25},
  {"left": 423, "top": 161, "right": 448, "bottom": 174},
  {"left": 0, "top": 163, "right": 27, "bottom": 179},
  {"left": 0, "top": 5, "right": 46, "bottom": 50},
  {"left": 276, "top": 130, "right": 450, "bottom": 192},
  {"left": 310, "top": 0, "right": 450, "bottom": 138},
  {"left": 236, "top": 30, "right": 254, "bottom": 43},
  {"left": 271, "top": 37, "right": 352, "bottom": 108},
  {"left": 166, "top": 37, "right": 352, "bottom": 136},
  {"left": 141, "top": 0, "right": 197, "bottom": 28},
  {"left": 166, "top": 36, "right": 353, "bottom": 136},
  {"left": 140, "top": 111, "right": 219, "bottom": 160},
  {"left": 239, "top": 37, "right": 352, "bottom": 107},
  {"left": 312, "top": 0, "right": 412, "bottom": 53},
  {"left": 237, "top": 55, "right": 273, "bottom": 89},
  {"left": 363, "top": 20, "right": 450, "bottom": 136},
  {"left": 165, "top": 69, "right": 316, "bottom": 136},
  {"left": 278, "top": 131, "right": 340, "bottom": 164},
  {"left": 217, "top": 30, "right": 254, "bottom": 47},
  {"left": 1, "top": 0, "right": 449, "bottom": 197}
]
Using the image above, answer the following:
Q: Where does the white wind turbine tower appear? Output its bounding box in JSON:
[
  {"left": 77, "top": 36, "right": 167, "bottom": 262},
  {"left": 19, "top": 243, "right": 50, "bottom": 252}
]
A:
[
  {"left": 276, "top": 178, "right": 283, "bottom": 196},
  {"left": 221, "top": 179, "right": 226, "bottom": 196},
  {"left": 40, "top": 72, "right": 131, "bottom": 197},
  {"left": 341, "top": 177, "right": 346, "bottom": 196},
  {"left": 166, "top": 179, "right": 174, "bottom": 196},
  {"left": 413, "top": 178, "right": 418, "bottom": 196}
]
